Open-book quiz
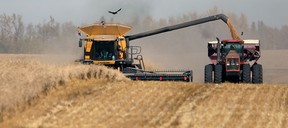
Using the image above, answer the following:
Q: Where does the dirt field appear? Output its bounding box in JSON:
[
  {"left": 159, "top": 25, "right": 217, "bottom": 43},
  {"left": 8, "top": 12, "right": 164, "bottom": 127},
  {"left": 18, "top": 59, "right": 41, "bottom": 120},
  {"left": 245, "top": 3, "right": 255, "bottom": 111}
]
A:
[
  {"left": 260, "top": 50, "right": 288, "bottom": 83},
  {"left": 0, "top": 51, "right": 288, "bottom": 128}
]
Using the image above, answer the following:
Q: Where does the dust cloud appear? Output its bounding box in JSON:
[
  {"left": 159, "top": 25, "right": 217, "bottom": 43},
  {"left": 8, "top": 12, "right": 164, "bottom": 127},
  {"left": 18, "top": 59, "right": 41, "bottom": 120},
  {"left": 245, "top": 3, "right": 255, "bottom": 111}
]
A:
[
  {"left": 129, "top": 19, "right": 229, "bottom": 82},
  {"left": 127, "top": 16, "right": 288, "bottom": 83}
]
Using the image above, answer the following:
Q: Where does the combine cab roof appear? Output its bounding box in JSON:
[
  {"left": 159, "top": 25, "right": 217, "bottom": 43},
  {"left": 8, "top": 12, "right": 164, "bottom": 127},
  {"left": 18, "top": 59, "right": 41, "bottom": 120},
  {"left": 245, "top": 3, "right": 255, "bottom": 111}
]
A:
[{"left": 79, "top": 23, "right": 132, "bottom": 36}]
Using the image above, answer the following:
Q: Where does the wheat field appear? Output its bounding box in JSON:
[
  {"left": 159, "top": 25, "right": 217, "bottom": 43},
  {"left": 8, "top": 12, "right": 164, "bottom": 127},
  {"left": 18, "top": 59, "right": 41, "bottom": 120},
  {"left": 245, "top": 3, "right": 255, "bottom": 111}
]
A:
[{"left": 0, "top": 54, "right": 288, "bottom": 128}]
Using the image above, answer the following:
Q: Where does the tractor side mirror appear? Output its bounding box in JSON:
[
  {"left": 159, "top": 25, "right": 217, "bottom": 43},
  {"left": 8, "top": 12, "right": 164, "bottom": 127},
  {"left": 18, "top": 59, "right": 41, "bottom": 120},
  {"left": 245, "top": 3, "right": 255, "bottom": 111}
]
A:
[
  {"left": 79, "top": 39, "right": 83, "bottom": 47},
  {"left": 216, "top": 37, "right": 221, "bottom": 63},
  {"left": 216, "top": 37, "right": 220, "bottom": 43}
]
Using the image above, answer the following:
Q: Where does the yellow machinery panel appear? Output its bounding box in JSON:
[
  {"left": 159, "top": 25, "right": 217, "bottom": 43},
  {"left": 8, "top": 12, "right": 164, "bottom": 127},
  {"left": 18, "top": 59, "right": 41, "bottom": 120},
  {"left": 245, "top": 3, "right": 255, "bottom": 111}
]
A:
[
  {"left": 79, "top": 24, "right": 130, "bottom": 62},
  {"left": 79, "top": 23, "right": 132, "bottom": 36}
]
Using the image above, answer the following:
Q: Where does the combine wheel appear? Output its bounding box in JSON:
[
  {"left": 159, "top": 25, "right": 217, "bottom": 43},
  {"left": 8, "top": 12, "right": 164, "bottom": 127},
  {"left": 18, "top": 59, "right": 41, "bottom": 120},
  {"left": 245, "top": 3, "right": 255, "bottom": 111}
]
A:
[
  {"left": 242, "top": 64, "right": 251, "bottom": 83},
  {"left": 204, "top": 64, "right": 213, "bottom": 83},
  {"left": 252, "top": 64, "right": 263, "bottom": 84},
  {"left": 214, "top": 64, "right": 223, "bottom": 83}
]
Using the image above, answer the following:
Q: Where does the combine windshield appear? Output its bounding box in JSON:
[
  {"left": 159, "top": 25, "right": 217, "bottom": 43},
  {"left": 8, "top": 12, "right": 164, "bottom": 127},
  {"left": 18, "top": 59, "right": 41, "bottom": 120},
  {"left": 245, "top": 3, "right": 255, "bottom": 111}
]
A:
[{"left": 91, "top": 41, "right": 115, "bottom": 60}]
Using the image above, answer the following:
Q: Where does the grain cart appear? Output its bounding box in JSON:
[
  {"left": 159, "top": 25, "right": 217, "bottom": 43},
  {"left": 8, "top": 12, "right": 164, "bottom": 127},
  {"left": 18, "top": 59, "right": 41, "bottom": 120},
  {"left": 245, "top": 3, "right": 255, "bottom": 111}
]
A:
[{"left": 205, "top": 39, "right": 262, "bottom": 83}]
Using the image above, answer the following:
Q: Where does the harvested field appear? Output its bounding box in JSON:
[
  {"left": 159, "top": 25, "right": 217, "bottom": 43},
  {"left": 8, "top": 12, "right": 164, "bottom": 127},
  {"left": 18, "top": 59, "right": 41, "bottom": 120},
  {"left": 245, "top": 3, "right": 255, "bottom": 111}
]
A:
[
  {"left": 0, "top": 54, "right": 128, "bottom": 123},
  {"left": 2, "top": 81, "right": 288, "bottom": 128},
  {"left": 0, "top": 53, "right": 288, "bottom": 128}
]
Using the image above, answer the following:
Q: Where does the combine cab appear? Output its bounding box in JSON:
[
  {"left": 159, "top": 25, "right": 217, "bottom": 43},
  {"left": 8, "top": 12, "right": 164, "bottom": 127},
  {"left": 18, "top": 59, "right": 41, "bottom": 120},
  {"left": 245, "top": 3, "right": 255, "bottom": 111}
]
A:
[{"left": 205, "top": 39, "right": 262, "bottom": 83}]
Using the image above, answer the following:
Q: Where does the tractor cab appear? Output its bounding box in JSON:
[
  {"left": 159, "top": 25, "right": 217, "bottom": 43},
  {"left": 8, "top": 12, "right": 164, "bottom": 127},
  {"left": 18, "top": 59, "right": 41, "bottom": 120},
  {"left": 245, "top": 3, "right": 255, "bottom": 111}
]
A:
[{"left": 221, "top": 40, "right": 244, "bottom": 72}]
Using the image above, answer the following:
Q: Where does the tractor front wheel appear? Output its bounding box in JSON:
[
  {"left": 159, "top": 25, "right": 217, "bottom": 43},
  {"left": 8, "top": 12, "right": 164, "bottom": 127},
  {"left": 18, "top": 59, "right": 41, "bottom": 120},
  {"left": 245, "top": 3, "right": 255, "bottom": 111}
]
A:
[
  {"left": 242, "top": 64, "right": 251, "bottom": 83},
  {"left": 205, "top": 64, "right": 213, "bottom": 83},
  {"left": 214, "top": 64, "right": 223, "bottom": 83},
  {"left": 252, "top": 64, "right": 263, "bottom": 84}
]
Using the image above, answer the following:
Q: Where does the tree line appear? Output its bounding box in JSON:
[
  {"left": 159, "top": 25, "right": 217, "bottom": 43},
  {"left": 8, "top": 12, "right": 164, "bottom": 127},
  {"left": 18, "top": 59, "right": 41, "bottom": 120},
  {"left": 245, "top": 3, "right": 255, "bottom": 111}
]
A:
[
  {"left": 0, "top": 14, "right": 77, "bottom": 54},
  {"left": 0, "top": 8, "right": 287, "bottom": 54}
]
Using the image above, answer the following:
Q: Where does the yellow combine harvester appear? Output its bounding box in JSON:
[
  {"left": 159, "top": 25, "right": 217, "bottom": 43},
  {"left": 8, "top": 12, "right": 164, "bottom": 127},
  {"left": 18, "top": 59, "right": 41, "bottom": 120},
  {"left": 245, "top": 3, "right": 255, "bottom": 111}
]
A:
[
  {"left": 78, "top": 14, "right": 245, "bottom": 82},
  {"left": 78, "top": 23, "right": 193, "bottom": 82}
]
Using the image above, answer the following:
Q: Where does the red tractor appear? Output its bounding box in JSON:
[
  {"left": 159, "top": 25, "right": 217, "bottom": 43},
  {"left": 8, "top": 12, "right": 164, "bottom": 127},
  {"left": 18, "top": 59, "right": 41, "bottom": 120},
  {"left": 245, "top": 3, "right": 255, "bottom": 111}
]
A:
[{"left": 205, "top": 38, "right": 263, "bottom": 83}]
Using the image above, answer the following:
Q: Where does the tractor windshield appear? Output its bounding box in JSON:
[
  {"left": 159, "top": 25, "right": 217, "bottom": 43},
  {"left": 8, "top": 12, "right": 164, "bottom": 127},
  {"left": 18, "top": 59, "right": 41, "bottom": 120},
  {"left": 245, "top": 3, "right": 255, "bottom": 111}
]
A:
[
  {"left": 91, "top": 41, "right": 115, "bottom": 60},
  {"left": 222, "top": 43, "right": 243, "bottom": 60},
  {"left": 223, "top": 43, "right": 242, "bottom": 53}
]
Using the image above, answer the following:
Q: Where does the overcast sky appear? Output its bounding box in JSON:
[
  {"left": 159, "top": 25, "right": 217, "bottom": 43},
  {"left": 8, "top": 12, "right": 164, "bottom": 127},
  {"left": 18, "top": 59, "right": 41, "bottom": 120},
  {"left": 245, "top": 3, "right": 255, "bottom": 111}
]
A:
[{"left": 0, "top": 0, "right": 287, "bottom": 27}]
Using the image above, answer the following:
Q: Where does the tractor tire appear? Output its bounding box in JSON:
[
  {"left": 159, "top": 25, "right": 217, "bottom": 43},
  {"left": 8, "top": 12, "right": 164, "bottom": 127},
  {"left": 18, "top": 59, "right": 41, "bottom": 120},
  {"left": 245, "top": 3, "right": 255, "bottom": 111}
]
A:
[
  {"left": 242, "top": 64, "right": 251, "bottom": 83},
  {"left": 252, "top": 64, "right": 263, "bottom": 84},
  {"left": 205, "top": 64, "right": 213, "bottom": 83},
  {"left": 214, "top": 64, "right": 223, "bottom": 83}
]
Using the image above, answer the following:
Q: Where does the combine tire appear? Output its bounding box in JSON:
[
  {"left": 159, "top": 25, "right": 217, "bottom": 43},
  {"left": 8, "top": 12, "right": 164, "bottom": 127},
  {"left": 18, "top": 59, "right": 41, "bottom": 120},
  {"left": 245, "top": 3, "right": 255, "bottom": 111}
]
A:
[
  {"left": 214, "top": 64, "right": 223, "bottom": 83},
  {"left": 252, "top": 64, "right": 263, "bottom": 84},
  {"left": 242, "top": 64, "right": 251, "bottom": 83},
  {"left": 205, "top": 64, "right": 213, "bottom": 83}
]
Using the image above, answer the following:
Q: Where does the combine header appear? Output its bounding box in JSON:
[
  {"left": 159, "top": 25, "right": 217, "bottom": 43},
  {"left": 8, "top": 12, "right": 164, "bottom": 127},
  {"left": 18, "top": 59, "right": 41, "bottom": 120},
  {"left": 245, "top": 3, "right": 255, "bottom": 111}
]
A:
[{"left": 126, "top": 69, "right": 193, "bottom": 82}]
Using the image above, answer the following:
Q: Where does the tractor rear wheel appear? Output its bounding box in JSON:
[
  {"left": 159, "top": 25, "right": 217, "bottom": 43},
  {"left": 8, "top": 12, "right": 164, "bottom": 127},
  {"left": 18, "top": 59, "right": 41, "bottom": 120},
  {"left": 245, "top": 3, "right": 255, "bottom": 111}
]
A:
[
  {"left": 242, "top": 64, "right": 251, "bottom": 83},
  {"left": 205, "top": 64, "right": 213, "bottom": 83},
  {"left": 214, "top": 64, "right": 223, "bottom": 83},
  {"left": 252, "top": 64, "right": 263, "bottom": 84}
]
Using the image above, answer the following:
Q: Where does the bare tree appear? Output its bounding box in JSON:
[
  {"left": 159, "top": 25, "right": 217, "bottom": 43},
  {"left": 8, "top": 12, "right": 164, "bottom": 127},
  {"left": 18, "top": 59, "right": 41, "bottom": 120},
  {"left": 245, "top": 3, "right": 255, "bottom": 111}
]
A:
[{"left": 0, "top": 13, "right": 24, "bottom": 53}]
